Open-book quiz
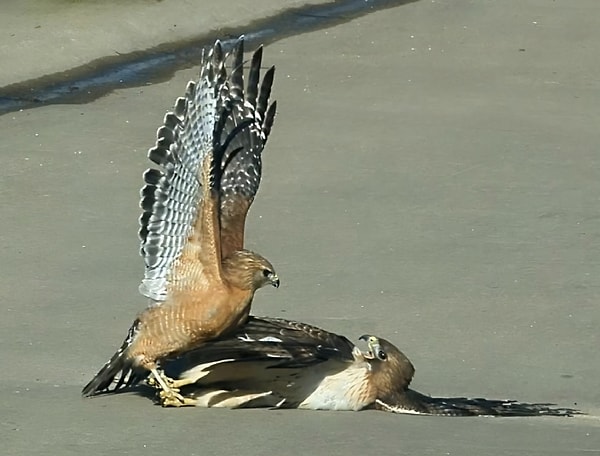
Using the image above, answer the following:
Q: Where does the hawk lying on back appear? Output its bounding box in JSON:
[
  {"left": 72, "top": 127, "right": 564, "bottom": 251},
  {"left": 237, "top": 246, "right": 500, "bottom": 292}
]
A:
[
  {"left": 150, "top": 317, "right": 579, "bottom": 416},
  {"left": 82, "top": 38, "right": 280, "bottom": 404}
]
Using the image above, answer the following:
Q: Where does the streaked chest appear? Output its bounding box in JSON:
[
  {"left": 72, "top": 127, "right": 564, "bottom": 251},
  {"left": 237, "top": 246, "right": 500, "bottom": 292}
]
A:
[{"left": 298, "top": 362, "right": 373, "bottom": 411}]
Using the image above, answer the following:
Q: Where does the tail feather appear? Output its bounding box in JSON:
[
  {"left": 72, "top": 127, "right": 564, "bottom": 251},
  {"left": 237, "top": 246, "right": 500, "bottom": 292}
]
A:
[{"left": 82, "top": 321, "right": 145, "bottom": 397}]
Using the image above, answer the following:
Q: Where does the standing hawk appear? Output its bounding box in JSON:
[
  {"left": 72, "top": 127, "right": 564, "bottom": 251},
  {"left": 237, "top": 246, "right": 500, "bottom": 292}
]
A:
[
  {"left": 153, "top": 317, "right": 579, "bottom": 416},
  {"left": 82, "top": 37, "right": 280, "bottom": 405}
]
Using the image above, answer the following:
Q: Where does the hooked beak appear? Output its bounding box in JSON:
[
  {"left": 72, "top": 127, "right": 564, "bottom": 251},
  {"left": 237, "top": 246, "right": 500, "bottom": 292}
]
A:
[
  {"left": 269, "top": 273, "right": 280, "bottom": 288},
  {"left": 359, "top": 335, "right": 380, "bottom": 358}
]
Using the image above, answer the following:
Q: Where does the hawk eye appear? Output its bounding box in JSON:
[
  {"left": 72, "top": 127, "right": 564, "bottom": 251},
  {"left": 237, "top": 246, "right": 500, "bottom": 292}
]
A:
[
  {"left": 377, "top": 350, "right": 387, "bottom": 360},
  {"left": 262, "top": 269, "right": 272, "bottom": 278}
]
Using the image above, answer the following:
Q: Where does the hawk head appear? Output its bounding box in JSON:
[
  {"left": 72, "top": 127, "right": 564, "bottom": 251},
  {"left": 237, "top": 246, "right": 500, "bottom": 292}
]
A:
[
  {"left": 222, "top": 249, "right": 279, "bottom": 291},
  {"left": 359, "top": 335, "right": 415, "bottom": 402}
]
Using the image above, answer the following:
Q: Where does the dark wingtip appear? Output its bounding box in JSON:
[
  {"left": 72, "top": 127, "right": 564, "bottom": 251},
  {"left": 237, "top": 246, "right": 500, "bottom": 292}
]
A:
[{"left": 402, "top": 389, "right": 583, "bottom": 417}]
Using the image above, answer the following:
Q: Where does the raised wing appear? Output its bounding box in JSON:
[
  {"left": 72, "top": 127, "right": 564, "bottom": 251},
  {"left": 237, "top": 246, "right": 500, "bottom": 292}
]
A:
[
  {"left": 217, "top": 41, "right": 277, "bottom": 259},
  {"left": 138, "top": 37, "right": 271, "bottom": 301}
]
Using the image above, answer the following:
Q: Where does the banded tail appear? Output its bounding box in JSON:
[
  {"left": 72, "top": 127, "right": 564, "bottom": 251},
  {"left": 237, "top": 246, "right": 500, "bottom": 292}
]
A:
[{"left": 82, "top": 320, "right": 145, "bottom": 396}]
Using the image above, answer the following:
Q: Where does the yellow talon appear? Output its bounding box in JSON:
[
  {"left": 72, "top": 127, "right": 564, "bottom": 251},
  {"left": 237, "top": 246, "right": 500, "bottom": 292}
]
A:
[{"left": 159, "top": 390, "right": 197, "bottom": 407}]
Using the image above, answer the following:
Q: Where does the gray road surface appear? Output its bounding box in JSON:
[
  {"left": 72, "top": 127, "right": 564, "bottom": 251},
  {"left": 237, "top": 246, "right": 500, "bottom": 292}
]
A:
[{"left": 1, "top": 1, "right": 599, "bottom": 454}]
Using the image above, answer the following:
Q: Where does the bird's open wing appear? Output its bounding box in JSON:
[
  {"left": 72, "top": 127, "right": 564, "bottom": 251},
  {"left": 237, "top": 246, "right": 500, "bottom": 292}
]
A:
[
  {"left": 163, "top": 316, "right": 357, "bottom": 376},
  {"left": 217, "top": 41, "right": 277, "bottom": 259},
  {"left": 138, "top": 37, "right": 267, "bottom": 301},
  {"left": 377, "top": 389, "right": 581, "bottom": 417}
]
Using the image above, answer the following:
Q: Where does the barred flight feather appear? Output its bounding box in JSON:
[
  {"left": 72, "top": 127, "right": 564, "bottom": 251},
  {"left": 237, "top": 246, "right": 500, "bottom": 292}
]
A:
[
  {"left": 138, "top": 37, "right": 276, "bottom": 302},
  {"left": 139, "top": 40, "right": 233, "bottom": 301},
  {"left": 218, "top": 41, "right": 276, "bottom": 211}
]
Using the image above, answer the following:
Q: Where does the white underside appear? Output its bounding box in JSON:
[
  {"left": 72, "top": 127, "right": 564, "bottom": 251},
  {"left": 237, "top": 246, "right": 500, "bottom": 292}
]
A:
[{"left": 170, "top": 358, "right": 373, "bottom": 410}]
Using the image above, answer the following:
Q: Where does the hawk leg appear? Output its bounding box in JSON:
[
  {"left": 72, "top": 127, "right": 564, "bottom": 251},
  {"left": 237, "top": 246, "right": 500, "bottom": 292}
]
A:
[
  {"left": 147, "top": 373, "right": 197, "bottom": 391},
  {"left": 149, "top": 374, "right": 206, "bottom": 407},
  {"left": 165, "top": 377, "right": 198, "bottom": 390},
  {"left": 147, "top": 367, "right": 186, "bottom": 406},
  {"left": 160, "top": 393, "right": 200, "bottom": 408}
]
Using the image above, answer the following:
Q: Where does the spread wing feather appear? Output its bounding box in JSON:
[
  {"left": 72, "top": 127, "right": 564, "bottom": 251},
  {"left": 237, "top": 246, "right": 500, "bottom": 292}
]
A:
[
  {"left": 138, "top": 37, "right": 277, "bottom": 301},
  {"left": 218, "top": 42, "right": 277, "bottom": 258},
  {"left": 138, "top": 39, "right": 244, "bottom": 302}
]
